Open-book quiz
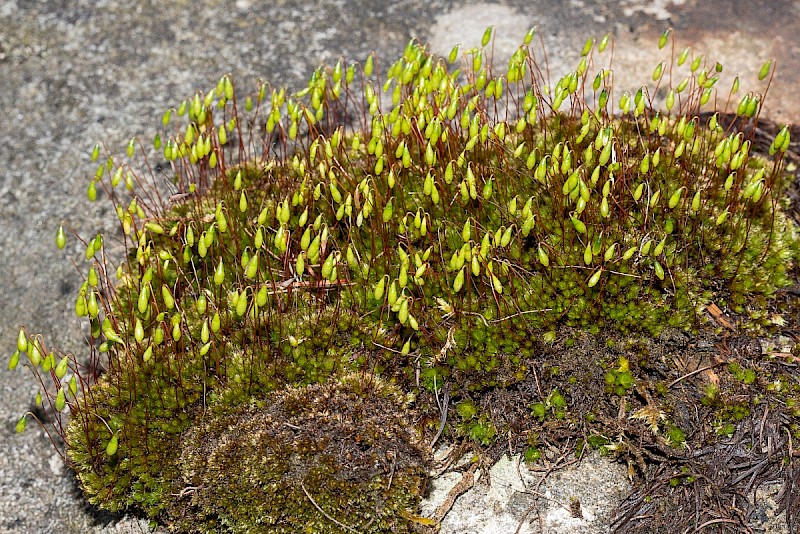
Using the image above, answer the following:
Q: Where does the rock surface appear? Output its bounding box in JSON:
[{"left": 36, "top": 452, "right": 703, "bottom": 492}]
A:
[
  {"left": 0, "top": 1, "right": 797, "bottom": 532},
  {"left": 421, "top": 452, "right": 632, "bottom": 534}
]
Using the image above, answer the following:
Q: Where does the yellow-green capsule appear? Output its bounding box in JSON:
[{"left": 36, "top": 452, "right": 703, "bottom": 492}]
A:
[
  {"left": 56, "top": 225, "right": 67, "bottom": 250},
  {"left": 151, "top": 325, "right": 163, "bottom": 346},
  {"left": 622, "top": 246, "right": 636, "bottom": 260},
  {"left": 537, "top": 245, "right": 550, "bottom": 267},
  {"left": 398, "top": 297, "right": 409, "bottom": 325},
  {"left": 235, "top": 291, "right": 248, "bottom": 317},
  {"left": 255, "top": 284, "right": 267, "bottom": 308},
  {"left": 364, "top": 55, "right": 374, "bottom": 77},
  {"left": 570, "top": 216, "right": 587, "bottom": 234},
  {"left": 690, "top": 190, "right": 701, "bottom": 213},
  {"left": 137, "top": 284, "right": 149, "bottom": 314},
  {"left": 584, "top": 243, "right": 593, "bottom": 265},
  {"left": 55, "top": 387, "right": 66, "bottom": 411},
  {"left": 481, "top": 26, "right": 493, "bottom": 47},
  {"left": 599, "top": 142, "right": 613, "bottom": 166},
  {"left": 491, "top": 273, "right": 503, "bottom": 294},
  {"left": 15, "top": 414, "right": 27, "bottom": 434},
  {"left": 658, "top": 29, "right": 670, "bottom": 49},
  {"left": 668, "top": 187, "right": 683, "bottom": 209},
  {"left": 65, "top": 376, "right": 76, "bottom": 396},
  {"left": 170, "top": 319, "right": 182, "bottom": 341},
  {"left": 161, "top": 285, "right": 175, "bottom": 309},
  {"left": 500, "top": 225, "right": 513, "bottom": 247},
  {"left": 600, "top": 197, "right": 610, "bottom": 218},
  {"left": 751, "top": 182, "right": 765, "bottom": 203},
  {"left": 245, "top": 254, "right": 259, "bottom": 279},
  {"left": 604, "top": 243, "right": 617, "bottom": 262},
  {"left": 691, "top": 54, "right": 702, "bottom": 72},
  {"left": 758, "top": 60, "right": 772, "bottom": 81},
  {"left": 453, "top": 267, "right": 465, "bottom": 293},
  {"left": 677, "top": 47, "right": 690, "bottom": 66},
  {"left": 387, "top": 281, "right": 398, "bottom": 306},
  {"left": 649, "top": 189, "right": 661, "bottom": 208},
  {"left": 41, "top": 352, "right": 54, "bottom": 372},
  {"left": 699, "top": 87, "right": 711, "bottom": 106},
  {"left": 482, "top": 177, "right": 493, "bottom": 200},
  {"left": 345, "top": 245, "right": 359, "bottom": 272},
  {"left": 640, "top": 154, "right": 650, "bottom": 174},
  {"left": 448, "top": 44, "right": 459, "bottom": 63},
  {"left": 374, "top": 276, "right": 386, "bottom": 301},
  {"left": 134, "top": 318, "right": 145, "bottom": 343},
  {"left": 321, "top": 254, "right": 335, "bottom": 280},
  {"left": 239, "top": 191, "right": 248, "bottom": 213},
  {"left": 398, "top": 264, "right": 409, "bottom": 288},
  {"left": 652, "top": 61, "right": 664, "bottom": 81},
  {"left": 743, "top": 178, "right": 760, "bottom": 199},
  {"left": 521, "top": 214, "right": 535, "bottom": 237},
  {"left": 105, "top": 434, "right": 118, "bottom": 456},
  {"left": 724, "top": 172, "right": 735, "bottom": 191},
  {"left": 8, "top": 350, "right": 19, "bottom": 371},
  {"left": 195, "top": 293, "right": 207, "bottom": 315},
  {"left": 654, "top": 261, "right": 665, "bottom": 280},
  {"left": 214, "top": 259, "right": 225, "bottom": 285},
  {"left": 673, "top": 140, "right": 685, "bottom": 159},
  {"left": 737, "top": 94, "right": 750, "bottom": 116},
  {"left": 28, "top": 341, "right": 41, "bottom": 366},
  {"left": 632, "top": 183, "right": 644, "bottom": 201},
  {"left": 17, "top": 329, "right": 27, "bottom": 352},
  {"left": 208, "top": 312, "right": 220, "bottom": 333},
  {"left": 653, "top": 237, "right": 666, "bottom": 256},
  {"left": 587, "top": 268, "right": 602, "bottom": 288},
  {"left": 471, "top": 255, "right": 480, "bottom": 277}
]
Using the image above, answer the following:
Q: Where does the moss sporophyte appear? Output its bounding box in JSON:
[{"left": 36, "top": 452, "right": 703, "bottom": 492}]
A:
[{"left": 10, "top": 27, "right": 800, "bottom": 532}]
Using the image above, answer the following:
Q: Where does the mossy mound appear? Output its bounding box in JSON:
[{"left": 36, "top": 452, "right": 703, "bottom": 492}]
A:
[
  {"left": 10, "top": 28, "right": 800, "bottom": 533},
  {"left": 170, "top": 374, "right": 428, "bottom": 533}
]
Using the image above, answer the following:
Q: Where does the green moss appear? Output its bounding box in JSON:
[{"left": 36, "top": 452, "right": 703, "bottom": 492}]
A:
[
  {"left": 12, "top": 28, "right": 799, "bottom": 533},
  {"left": 169, "top": 374, "right": 427, "bottom": 533}
]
